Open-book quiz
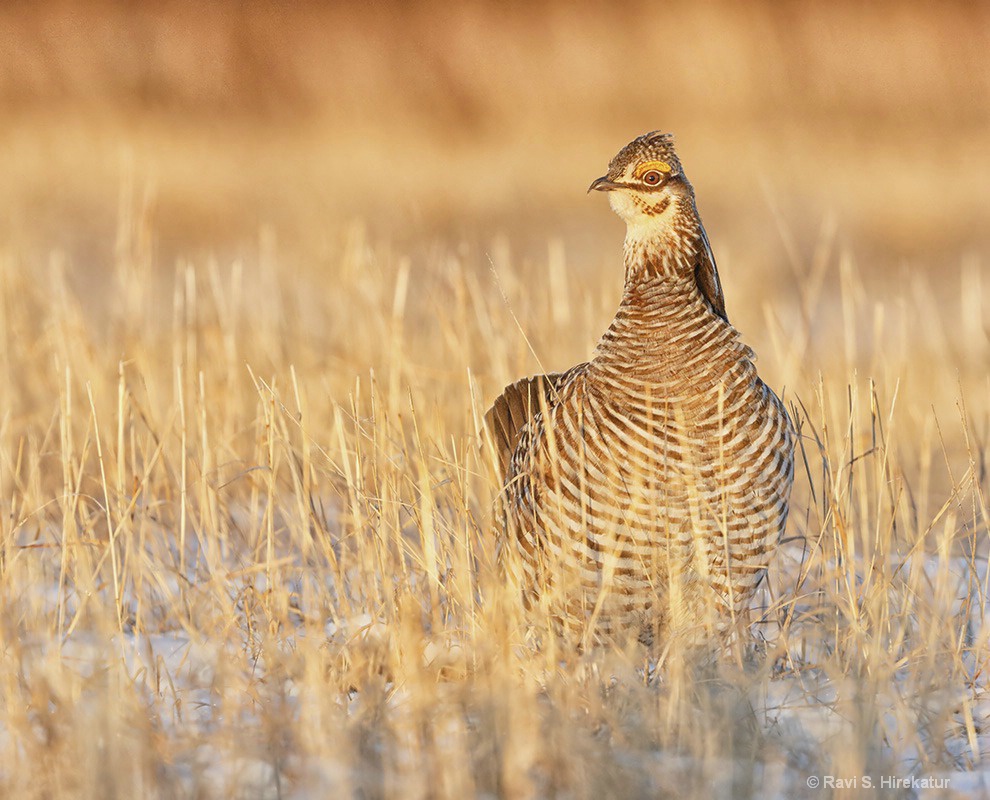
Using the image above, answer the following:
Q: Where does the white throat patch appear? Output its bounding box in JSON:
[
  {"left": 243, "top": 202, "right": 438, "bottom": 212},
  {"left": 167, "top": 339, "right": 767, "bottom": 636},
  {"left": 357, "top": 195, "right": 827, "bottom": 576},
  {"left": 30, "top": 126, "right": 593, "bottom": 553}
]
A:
[{"left": 610, "top": 190, "right": 678, "bottom": 245}]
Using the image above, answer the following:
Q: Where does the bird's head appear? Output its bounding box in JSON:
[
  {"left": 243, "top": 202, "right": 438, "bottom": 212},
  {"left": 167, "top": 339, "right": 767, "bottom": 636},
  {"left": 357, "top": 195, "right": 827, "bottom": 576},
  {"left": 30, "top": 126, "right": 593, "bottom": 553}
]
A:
[
  {"left": 588, "top": 131, "right": 693, "bottom": 231},
  {"left": 588, "top": 131, "right": 726, "bottom": 316}
]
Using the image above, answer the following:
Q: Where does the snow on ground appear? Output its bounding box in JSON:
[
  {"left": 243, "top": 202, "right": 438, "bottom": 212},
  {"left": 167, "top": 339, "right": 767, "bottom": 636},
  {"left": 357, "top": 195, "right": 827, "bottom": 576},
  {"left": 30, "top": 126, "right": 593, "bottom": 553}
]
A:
[{"left": 4, "top": 534, "right": 989, "bottom": 797}]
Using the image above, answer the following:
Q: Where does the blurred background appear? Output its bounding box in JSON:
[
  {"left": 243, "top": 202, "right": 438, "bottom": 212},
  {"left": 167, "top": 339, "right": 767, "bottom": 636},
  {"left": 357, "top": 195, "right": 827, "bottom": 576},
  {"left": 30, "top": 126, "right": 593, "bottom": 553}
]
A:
[{"left": 3, "top": 0, "right": 988, "bottom": 264}]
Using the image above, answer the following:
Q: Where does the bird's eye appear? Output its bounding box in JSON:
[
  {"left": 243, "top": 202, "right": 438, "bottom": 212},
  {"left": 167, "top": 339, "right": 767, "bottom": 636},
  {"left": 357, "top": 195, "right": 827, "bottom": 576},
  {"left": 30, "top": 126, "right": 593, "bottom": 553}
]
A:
[{"left": 642, "top": 170, "right": 662, "bottom": 186}]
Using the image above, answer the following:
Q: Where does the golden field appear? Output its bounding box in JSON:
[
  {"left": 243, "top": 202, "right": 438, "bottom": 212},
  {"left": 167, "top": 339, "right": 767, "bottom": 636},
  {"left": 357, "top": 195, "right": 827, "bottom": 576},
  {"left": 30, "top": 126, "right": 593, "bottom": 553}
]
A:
[{"left": 0, "top": 1, "right": 988, "bottom": 797}]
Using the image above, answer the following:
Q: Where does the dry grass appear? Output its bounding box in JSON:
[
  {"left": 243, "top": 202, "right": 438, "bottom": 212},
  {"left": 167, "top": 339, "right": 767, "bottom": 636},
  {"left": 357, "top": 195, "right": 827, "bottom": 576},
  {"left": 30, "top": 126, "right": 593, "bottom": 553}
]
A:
[{"left": 0, "top": 2, "right": 988, "bottom": 798}]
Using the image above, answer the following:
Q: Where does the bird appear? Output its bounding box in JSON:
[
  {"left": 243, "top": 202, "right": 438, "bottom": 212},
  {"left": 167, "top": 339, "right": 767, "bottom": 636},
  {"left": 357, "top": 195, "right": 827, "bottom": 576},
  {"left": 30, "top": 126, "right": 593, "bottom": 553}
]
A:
[{"left": 484, "top": 131, "right": 795, "bottom": 649}]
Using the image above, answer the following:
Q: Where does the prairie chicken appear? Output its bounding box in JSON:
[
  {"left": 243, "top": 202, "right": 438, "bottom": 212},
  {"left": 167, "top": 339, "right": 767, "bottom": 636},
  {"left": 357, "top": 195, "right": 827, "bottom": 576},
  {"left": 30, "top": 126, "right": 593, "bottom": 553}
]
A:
[{"left": 485, "top": 131, "right": 795, "bottom": 648}]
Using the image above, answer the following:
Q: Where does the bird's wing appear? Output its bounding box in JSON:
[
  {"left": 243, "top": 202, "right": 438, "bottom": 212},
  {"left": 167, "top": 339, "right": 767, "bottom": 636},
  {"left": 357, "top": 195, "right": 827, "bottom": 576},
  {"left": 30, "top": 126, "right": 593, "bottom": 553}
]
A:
[
  {"left": 695, "top": 222, "right": 728, "bottom": 323},
  {"left": 483, "top": 371, "right": 567, "bottom": 481}
]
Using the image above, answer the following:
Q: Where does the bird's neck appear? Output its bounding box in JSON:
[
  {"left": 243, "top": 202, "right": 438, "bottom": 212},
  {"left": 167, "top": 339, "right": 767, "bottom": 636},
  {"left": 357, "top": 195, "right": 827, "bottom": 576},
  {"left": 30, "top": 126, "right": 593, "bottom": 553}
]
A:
[
  {"left": 621, "top": 198, "right": 701, "bottom": 284},
  {"left": 593, "top": 200, "right": 739, "bottom": 378}
]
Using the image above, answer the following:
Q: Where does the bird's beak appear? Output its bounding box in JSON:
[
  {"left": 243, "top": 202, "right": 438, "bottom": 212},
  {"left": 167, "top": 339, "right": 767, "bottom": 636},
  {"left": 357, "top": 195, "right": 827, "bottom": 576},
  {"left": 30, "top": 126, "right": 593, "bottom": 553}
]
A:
[{"left": 588, "top": 175, "right": 621, "bottom": 193}]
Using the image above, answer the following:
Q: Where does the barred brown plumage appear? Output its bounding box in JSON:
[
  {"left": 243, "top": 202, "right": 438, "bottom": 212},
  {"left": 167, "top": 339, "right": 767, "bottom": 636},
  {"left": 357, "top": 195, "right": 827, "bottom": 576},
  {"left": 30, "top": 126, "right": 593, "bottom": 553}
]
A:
[{"left": 484, "top": 131, "right": 795, "bottom": 648}]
